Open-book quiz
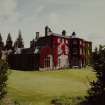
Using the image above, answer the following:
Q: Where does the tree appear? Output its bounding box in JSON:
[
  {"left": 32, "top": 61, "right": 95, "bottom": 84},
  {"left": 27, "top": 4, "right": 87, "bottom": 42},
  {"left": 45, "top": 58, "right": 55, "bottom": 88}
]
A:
[
  {"left": 14, "top": 30, "right": 24, "bottom": 48},
  {"left": 0, "top": 33, "right": 4, "bottom": 49},
  {"left": 0, "top": 34, "right": 4, "bottom": 59},
  {"left": 0, "top": 60, "right": 8, "bottom": 100},
  {"left": 5, "top": 33, "right": 13, "bottom": 50},
  {"left": 85, "top": 45, "right": 105, "bottom": 105}
]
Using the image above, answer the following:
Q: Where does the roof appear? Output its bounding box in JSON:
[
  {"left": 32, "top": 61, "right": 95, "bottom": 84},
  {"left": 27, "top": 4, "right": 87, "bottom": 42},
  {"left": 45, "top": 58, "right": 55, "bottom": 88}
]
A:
[
  {"left": 34, "top": 32, "right": 92, "bottom": 44},
  {"left": 37, "top": 33, "right": 70, "bottom": 41},
  {"left": 51, "top": 33, "right": 70, "bottom": 39},
  {"left": 70, "top": 37, "right": 92, "bottom": 43},
  {"left": 21, "top": 48, "right": 35, "bottom": 54}
]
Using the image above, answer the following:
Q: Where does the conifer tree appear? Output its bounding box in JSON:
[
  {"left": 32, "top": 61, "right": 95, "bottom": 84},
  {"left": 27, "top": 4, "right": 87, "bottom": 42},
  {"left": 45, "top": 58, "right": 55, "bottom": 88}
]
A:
[
  {"left": 0, "top": 34, "right": 4, "bottom": 59},
  {"left": 5, "top": 33, "right": 13, "bottom": 50},
  {"left": 0, "top": 33, "right": 4, "bottom": 49},
  {"left": 85, "top": 45, "right": 105, "bottom": 105},
  {"left": 14, "top": 30, "right": 24, "bottom": 48},
  {"left": 0, "top": 34, "right": 2, "bottom": 42}
]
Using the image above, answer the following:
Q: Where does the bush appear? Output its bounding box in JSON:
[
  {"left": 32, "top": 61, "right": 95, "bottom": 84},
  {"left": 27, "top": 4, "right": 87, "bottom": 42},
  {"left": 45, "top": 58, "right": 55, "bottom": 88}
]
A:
[{"left": 0, "top": 60, "right": 8, "bottom": 100}]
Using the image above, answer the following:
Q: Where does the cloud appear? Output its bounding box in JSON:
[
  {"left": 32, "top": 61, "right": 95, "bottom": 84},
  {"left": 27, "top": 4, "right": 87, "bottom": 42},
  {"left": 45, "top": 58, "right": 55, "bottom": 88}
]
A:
[
  {"left": 0, "top": 0, "right": 18, "bottom": 22},
  {"left": 0, "top": 0, "right": 19, "bottom": 43},
  {"left": 0, "top": 0, "right": 105, "bottom": 48}
]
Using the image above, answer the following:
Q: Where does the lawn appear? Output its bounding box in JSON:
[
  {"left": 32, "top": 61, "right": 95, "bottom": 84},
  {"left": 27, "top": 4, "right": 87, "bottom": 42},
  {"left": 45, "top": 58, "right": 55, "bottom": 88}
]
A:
[{"left": 7, "top": 67, "right": 96, "bottom": 105}]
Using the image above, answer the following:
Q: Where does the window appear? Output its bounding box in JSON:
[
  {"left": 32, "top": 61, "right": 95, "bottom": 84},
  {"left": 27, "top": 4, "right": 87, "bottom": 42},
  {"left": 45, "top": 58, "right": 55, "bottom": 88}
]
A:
[
  {"left": 65, "top": 46, "right": 69, "bottom": 54},
  {"left": 58, "top": 58, "right": 61, "bottom": 67},
  {"left": 62, "top": 39, "right": 64, "bottom": 44},
  {"left": 73, "top": 40, "right": 77, "bottom": 45},
  {"left": 58, "top": 38, "right": 61, "bottom": 43},
  {"left": 34, "top": 46, "right": 40, "bottom": 54},
  {"left": 44, "top": 56, "right": 50, "bottom": 68},
  {"left": 80, "top": 41, "right": 82, "bottom": 45},
  {"left": 88, "top": 44, "right": 90, "bottom": 47},
  {"left": 34, "top": 48, "right": 39, "bottom": 54},
  {"left": 80, "top": 49, "right": 82, "bottom": 55},
  {"left": 72, "top": 48, "right": 78, "bottom": 54},
  {"left": 58, "top": 47, "right": 62, "bottom": 55},
  {"left": 88, "top": 50, "right": 90, "bottom": 55},
  {"left": 65, "top": 40, "right": 68, "bottom": 44},
  {"left": 83, "top": 49, "right": 85, "bottom": 55},
  {"left": 83, "top": 42, "right": 85, "bottom": 47}
]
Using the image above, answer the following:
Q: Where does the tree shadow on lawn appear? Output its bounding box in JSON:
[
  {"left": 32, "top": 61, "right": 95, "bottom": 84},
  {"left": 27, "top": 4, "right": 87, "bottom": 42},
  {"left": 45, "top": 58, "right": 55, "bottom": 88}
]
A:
[{"left": 51, "top": 96, "right": 87, "bottom": 105}]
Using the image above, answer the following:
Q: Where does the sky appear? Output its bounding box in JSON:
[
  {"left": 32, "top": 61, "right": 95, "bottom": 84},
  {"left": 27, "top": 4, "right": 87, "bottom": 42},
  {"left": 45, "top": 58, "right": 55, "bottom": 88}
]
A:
[{"left": 0, "top": 0, "right": 105, "bottom": 48}]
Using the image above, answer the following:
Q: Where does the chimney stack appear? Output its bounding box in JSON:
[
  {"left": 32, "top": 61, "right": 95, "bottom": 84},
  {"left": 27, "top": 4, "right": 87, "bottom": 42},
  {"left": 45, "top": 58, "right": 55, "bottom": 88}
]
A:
[
  {"left": 71, "top": 32, "right": 76, "bottom": 38},
  {"left": 62, "top": 30, "right": 66, "bottom": 36},
  {"left": 36, "top": 32, "right": 39, "bottom": 40},
  {"left": 45, "top": 26, "right": 49, "bottom": 37},
  {"left": 45, "top": 26, "right": 52, "bottom": 36}
]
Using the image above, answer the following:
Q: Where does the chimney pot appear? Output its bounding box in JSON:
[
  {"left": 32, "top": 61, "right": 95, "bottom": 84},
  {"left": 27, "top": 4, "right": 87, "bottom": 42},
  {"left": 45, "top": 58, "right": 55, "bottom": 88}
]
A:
[{"left": 62, "top": 30, "right": 66, "bottom": 36}]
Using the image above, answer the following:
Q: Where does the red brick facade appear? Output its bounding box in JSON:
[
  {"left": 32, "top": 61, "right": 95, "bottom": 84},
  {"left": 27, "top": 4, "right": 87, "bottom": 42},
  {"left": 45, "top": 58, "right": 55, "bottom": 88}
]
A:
[{"left": 1, "top": 27, "right": 92, "bottom": 71}]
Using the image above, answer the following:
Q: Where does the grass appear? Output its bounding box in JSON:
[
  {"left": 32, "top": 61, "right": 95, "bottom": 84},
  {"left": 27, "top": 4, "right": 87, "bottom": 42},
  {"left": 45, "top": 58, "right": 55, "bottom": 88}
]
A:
[{"left": 7, "top": 67, "right": 96, "bottom": 105}]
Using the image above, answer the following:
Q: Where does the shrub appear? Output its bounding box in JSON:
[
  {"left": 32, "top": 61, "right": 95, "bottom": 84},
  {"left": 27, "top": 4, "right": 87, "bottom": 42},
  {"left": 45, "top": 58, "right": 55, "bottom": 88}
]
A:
[{"left": 0, "top": 60, "right": 8, "bottom": 100}]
